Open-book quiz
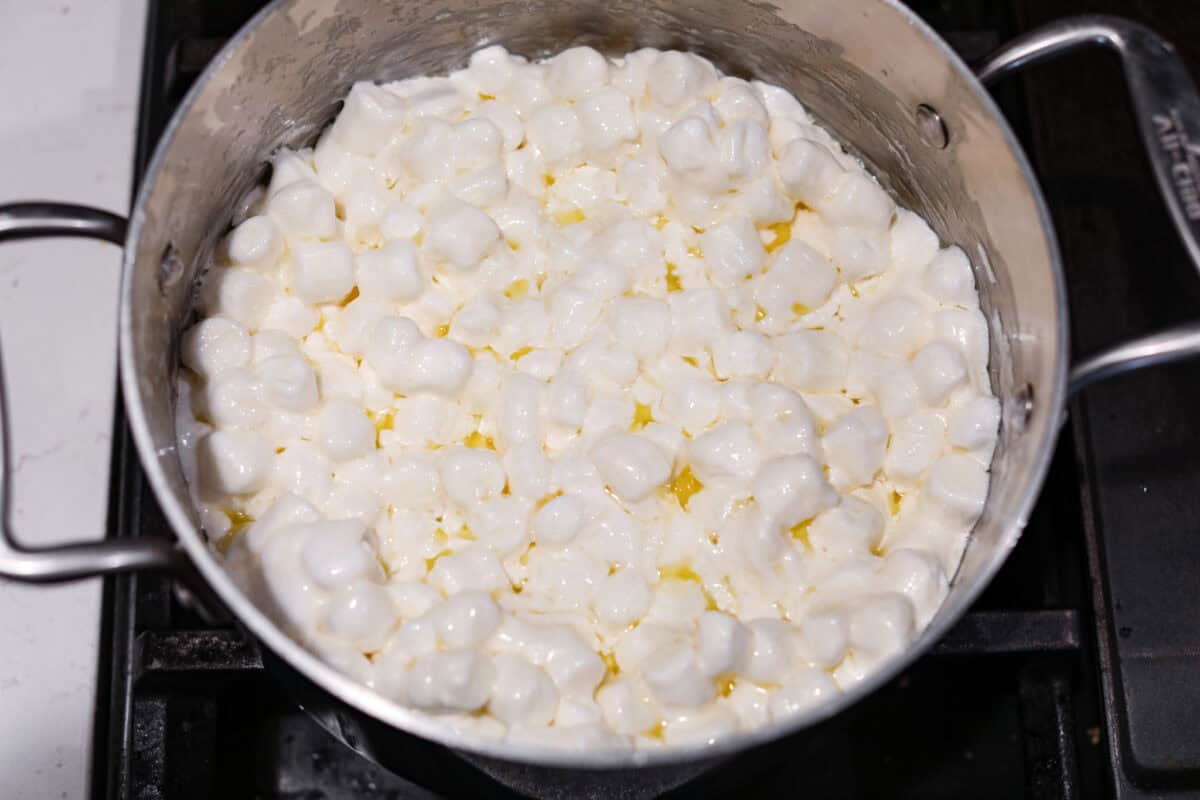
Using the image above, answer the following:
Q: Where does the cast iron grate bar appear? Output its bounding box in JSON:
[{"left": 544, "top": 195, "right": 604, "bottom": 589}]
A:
[{"left": 135, "top": 609, "right": 1081, "bottom": 675}]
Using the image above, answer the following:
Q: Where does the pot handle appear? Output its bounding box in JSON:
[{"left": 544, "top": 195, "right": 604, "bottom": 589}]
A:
[
  {"left": 979, "top": 15, "right": 1200, "bottom": 396},
  {"left": 0, "top": 202, "right": 181, "bottom": 582}
]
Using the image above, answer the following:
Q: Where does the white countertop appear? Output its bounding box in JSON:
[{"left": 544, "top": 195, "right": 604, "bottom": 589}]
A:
[{"left": 0, "top": 2, "right": 146, "bottom": 797}]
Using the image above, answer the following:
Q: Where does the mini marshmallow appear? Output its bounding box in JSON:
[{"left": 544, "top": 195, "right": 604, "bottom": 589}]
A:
[
  {"left": 366, "top": 316, "right": 473, "bottom": 396},
  {"left": 752, "top": 455, "right": 839, "bottom": 527},
  {"left": 226, "top": 215, "right": 283, "bottom": 271},
  {"left": 426, "top": 202, "right": 500, "bottom": 270},
  {"left": 292, "top": 241, "right": 355, "bottom": 305},
  {"left": 925, "top": 454, "right": 989, "bottom": 523},
  {"left": 591, "top": 433, "right": 672, "bottom": 502},
  {"left": 202, "top": 369, "right": 266, "bottom": 430},
  {"left": 712, "top": 331, "right": 775, "bottom": 380},
  {"left": 593, "top": 569, "right": 653, "bottom": 627},
  {"left": 608, "top": 297, "right": 671, "bottom": 361},
  {"left": 819, "top": 172, "right": 895, "bottom": 231},
  {"left": 858, "top": 295, "right": 933, "bottom": 359},
  {"left": 923, "top": 246, "right": 978, "bottom": 307},
  {"left": 753, "top": 240, "right": 837, "bottom": 320},
  {"left": 947, "top": 395, "right": 1001, "bottom": 452},
  {"left": 807, "top": 497, "right": 884, "bottom": 561},
  {"left": 884, "top": 412, "right": 947, "bottom": 483},
  {"left": 578, "top": 87, "right": 638, "bottom": 153},
  {"left": 440, "top": 446, "right": 506, "bottom": 507},
  {"left": 912, "top": 341, "right": 968, "bottom": 406},
  {"left": 196, "top": 430, "right": 271, "bottom": 497},
  {"left": 742, "top": 619, "right": 795, "bottom": 685},
  {"left": 696, "top": 611, "right": 749, "bottom": 677},
  {"left": 356, "top": 239, "right": 423, "bottom": 302},
  {"left": 526, "top": 104, "right": 584, "bottom": 167},
  {"left": 777, "top": 138, "right": 844, "bottom": 204},
  {"left": 689, "top": 421, "right": 761, "bottom": 482},
  {"left": 532, "top": 495, "right": 585, "bottom": 546},
  {"left": 822, "top": 407, "right": 889, "bottom": 488},
  {"left": 407, "top": 650, "right": 495, "bottom": 712},
  {"left": 701, "top": 218, "right": 766, "bottom": 287},
  {"left": 267, "top": 180, "right": 338, "bottom": 241},
  {"left": 548, "top": 46, "right": 610, "bottom": 100},
  {"left": 182, "top": 317, "right": 251, "bottom": 379},
  {"left": 316, "top": 398, "right": 375, "bottom": 462},
  {"left": 773, "top": 330, "right": 848, "bottom": 394},
  {"left": 257, "top": 355, "right": 318, "bottom": 413},
  {"left": 644, "top": 644, "right": 715, "bottom": 707},
  {"left": 489, "top": 654, "right": 559, "bottom": 726},
  {"left": 647, "top": 51, "right": 716, "bottom": 109}
]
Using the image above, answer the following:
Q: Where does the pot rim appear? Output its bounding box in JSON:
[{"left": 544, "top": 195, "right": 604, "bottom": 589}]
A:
[{"left": 118, "top": 0, "right": 1069, "bottom": 770}]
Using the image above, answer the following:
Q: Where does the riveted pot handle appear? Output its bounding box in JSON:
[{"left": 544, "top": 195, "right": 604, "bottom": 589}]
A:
[
  {"left": 979, "top": 15, "right": 1200, "bottom": 396},
  {"left": 0, "top": 203, "right": 180, "bottom": 582}
]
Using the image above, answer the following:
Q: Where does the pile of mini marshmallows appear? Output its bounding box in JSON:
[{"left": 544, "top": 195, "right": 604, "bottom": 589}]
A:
[{"left": 176, "top": 45, "right": 999, "bottom": 751}]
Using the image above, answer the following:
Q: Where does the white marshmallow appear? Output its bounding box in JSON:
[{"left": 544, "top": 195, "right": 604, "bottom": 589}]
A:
[
  {"left": 547, "top": 46, "right": 610, "bottom": 100},
  {"left": 912, "top": 341, "right": 968, "bottom": 406},
  {"left": 591, "top": 433, "right": 671, "bottom": 502},
  {"left": 407, "top": 650, "right": 495, "bottom": 712},
  {"left": 356, "top": 239, "right": 423, "bottom": 302},
  {"left": 773, "top": 331, "right": 848, "bottom": 394},
  {"left": 689, "top": 421, "right": 761, "bottom": 482},
  {"left": 752, "top": 455, "right": 838, "bottom": 526},
  {"left": 182, "top": 317, "right": 251, "bottom": 379},
  {"left": 489, "top": 654, "right": 559, "bottom": 726},
  {"left": 822, "top": 407, "right": 889, "bottom": 488},
  {"left": 316, "top": 398, "right": 375, "bottom": 462},
  {"left": 226, "top": 215, "right": 283, "bottom": 271},
  {"left": 267, "top": 180, "right": 338, "bottom": 241},
  {"left": 532, "top": 495, "right": 585, "bottom": 546},
  {"left": 426, "top": 202, "right": 500, "bottom": 270},
  {"left": 696, "top": 612, "right": 749, "bottom": 677},
  {"left": 440, "top": 446, "right": 506, "bottom": 507},
  {"left": 196, "top": 430, "right": 271, "bottom": 497},
  {"left": 701, "top": 218, "right": 766, "bottom": 286},
  {"left": 947, "top": 395, "right": 1000, "bottom": 452},
  {"left": 292, "top": 241, "right": 355, "bottom": 305}
]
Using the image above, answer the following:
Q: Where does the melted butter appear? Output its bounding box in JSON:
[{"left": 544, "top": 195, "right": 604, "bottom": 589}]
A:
[
  {"left": 507, "top": 240, "right": 520, "bottom": 251},
  {"left": 716, "top": 673, "right": 737, "bottom": 697},
  {"left": 763, "top": 220, "right": 792, "bottom": 253},
  {"left": 665, "top": 262, "right": 683, "bottom": 292},
  {"left": 519, "top": 541, "right": 537, "bottom": 566},
  {"left": 792, "top": 302, "right": 810, "bottom": 317},
  {"left": 889, "top": 489, "right": 903, "bottom": 516},
  {"left": 479, "top": 92, "right": 496, "bottom": 101},
  {"left": 644, "top": 720, "right": 666, "bottom": 741},
  {"left": 754, "top": 305, "right": 767, "bottom": 322},
  {"left": 654, "top": 214, "right": 669, "bottom": 230},
  {"left": 542, "top": 173, "right": 556, "bottom": 187},
  {"left": 554, "top": 208, "right": 586, "bottom": 226},
  {"left": 215, "top": 509, "right": 255, "bottom": 553},
  {"left": 372, "top": 410, "right": 396, "bottom": 448},
  {"left": 790, "top": 518, "right": 814, "bottom": 552},
  {"left": 631, "top": 402, "right": 654, "bottom": 431},
  {"left": 666, "top": 466, "right": 704, "bottom": 510},
  {"left": 337, "top": 286, "right": 360, "bottom": 307},
  {"left": 686, "top": 245, "right": 703, "bottom": 259},
  {"left": 434, "top": 322, "right": 450, "bottom": 338},
  {"left": 424, "top": 548, "right": 453, "bottom": 572},
  {"left": 463, "top": 430, "right": 496, "bottom": 450},
  {"left": 535, "top": 490, "right": 563, "bottom": 511},
  {"left": 680, "top": 355, "right": 699, "bottom": 367},
  {"left": 849, "top": 284, "right": 860, "bottom": 298},
  {"left": 510, "top": 346, "right": 534, "bottom": 361},
  {"left": 504, "top": 278, "right": 530, "bottom": 300}
]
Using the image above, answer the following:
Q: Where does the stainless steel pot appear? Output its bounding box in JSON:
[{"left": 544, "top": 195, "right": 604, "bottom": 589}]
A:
[{"left": 4, "top": 0, "right": 1200, "bottom": 792}]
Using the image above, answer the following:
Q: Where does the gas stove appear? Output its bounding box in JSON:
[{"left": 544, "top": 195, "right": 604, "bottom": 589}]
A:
[{"left": 92, "top": 1, "right": 1200, "bottom": 797}]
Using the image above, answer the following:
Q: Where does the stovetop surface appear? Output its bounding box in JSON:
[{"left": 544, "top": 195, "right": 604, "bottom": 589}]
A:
[{"left": 94, "top": 1, "right": 1200, "bottom": 797}]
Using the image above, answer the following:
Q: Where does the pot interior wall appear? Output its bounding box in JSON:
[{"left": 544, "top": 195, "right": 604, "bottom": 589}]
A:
[{"left": 124, "top": 0, "right": 1062, "bottom": 750}]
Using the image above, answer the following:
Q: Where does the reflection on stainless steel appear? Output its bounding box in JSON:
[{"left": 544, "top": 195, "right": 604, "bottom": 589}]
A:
[
  {"left": 979, "top": 15, "right": 1200, "bottom": 396},
  {"left": 0, "top": 204, "right": 181, "bottom": 582}
]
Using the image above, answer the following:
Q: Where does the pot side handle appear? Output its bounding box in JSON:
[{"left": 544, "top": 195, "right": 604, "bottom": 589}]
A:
[
  {"left": 979, "top": 15, "right": 1200, "bottom": 397},
  {"left": 0, "top": 202, "right": 180, "bottom": 582}
]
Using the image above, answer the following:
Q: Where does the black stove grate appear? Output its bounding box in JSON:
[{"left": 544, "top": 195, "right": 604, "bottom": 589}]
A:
[{"left": 92, "top": 1, "right": 1200, "bottom": 797}]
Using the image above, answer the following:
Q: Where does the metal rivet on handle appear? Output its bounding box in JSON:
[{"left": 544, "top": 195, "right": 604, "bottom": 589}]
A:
[
  {"left": 916, "top": 104, "right": 949, "bottom": 149},
  {"left": 158, "top": 242, "right": 184, "bottom": 294},
  {"left": 1014, "top": 382, "right": 1035, "bottom": 431}
]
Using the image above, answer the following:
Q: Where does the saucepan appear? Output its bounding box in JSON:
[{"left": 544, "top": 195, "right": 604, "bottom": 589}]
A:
[{"left": 3, "top": 0, "right": 1200, "bottom": 794}]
